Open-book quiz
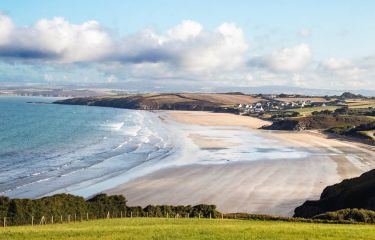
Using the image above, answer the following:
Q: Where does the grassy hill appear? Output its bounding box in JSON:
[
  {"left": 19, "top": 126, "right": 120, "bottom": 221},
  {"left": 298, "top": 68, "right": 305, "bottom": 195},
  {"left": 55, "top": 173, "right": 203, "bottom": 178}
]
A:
[
  {"left": 1, "top": 218, "right": 375, "bottom": 240},
  {"left": 294, "top": 169, "right": 375, "bottom": 218},
  {"left": 54, "top": 93, "right": 260, "bottom": 112}
]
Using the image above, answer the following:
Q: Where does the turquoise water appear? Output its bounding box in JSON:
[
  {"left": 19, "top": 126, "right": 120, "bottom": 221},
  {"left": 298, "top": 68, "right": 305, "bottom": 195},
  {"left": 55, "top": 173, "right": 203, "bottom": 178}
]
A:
[{"left": 0, "top": 96, "right": 173, "bottom": 198}]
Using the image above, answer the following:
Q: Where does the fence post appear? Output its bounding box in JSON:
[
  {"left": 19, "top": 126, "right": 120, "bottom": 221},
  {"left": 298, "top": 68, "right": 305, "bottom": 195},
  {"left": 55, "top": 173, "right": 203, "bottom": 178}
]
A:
[
  {"left": 107, "top": 211, "right": 110, "bottom": 219},
  {"left": 209, "top": 213, "right": 212, "bottom": 219},
  {"left": 74, "top": 214, "right": 77, "bottom": 222},
  {"left": 31, "top": 216, "right": 34, "bottom": 226},
  {"left": 60, "top": 215, "right": 63, "bottom": 223},
  {"left": 166, "top": 212, "right": 168, "bottom": 218},
  {"left": 40, "top": 216, "right": 45, "bottom": 225},
  {"left": 187, "top": 213, "right": 189, "bottom": 219},
  {"left": 146, "top": 212, "right": 148, "bottom": 218},
  {"left": 130, "top": 212, "right": 132, "bottom": 218},
  {"left": 198, "top": 213, "right": 200, "bottom": 219},
  {"left": 120, "top": 211, "right": 123, "bottom": 218},
  {"left": 51, "top": 215, "right": 54, "bottom": 224},
  {"left": 68, "top": 215, "right": 71, "bottom": 223},
  {"left": 3, "top": 217, "right": 6, "bottom": 227},
  {"left": 86, "top": 212, "right": 89, "bottom": 221}
]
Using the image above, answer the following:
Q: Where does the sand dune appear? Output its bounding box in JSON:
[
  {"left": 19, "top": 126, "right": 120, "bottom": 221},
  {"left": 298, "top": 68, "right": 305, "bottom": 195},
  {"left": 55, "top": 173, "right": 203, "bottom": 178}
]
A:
[{"left": 107, "top": 111, "right": 375, "bottom": 216}]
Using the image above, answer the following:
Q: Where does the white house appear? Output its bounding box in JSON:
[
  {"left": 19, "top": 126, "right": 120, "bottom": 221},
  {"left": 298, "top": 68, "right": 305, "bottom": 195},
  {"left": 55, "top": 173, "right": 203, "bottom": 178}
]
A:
[{"left": 254, "top": 103, "right": 264, "bottom": 113}]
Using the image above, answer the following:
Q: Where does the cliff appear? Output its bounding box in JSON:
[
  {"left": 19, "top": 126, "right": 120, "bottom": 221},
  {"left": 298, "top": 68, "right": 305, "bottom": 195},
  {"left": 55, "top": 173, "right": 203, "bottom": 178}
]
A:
[{"left": 294, "top": 169, "right": 375, "bottom": 218}]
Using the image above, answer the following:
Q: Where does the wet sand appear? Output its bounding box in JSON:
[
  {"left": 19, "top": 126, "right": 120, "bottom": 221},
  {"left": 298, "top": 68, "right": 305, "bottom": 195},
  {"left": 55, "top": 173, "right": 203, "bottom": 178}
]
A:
[{"left": 107, "top": 111, "right": 375, "bottom": 216}]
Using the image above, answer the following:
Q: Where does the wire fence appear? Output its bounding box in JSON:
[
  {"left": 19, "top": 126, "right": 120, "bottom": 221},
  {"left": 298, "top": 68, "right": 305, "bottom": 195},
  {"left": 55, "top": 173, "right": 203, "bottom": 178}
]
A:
[
  {"left": 1, "top": 212, "right": 366, "bottom": 227},
  {"left": 0, "top": 211, "right": 225, "bottom": 227}
]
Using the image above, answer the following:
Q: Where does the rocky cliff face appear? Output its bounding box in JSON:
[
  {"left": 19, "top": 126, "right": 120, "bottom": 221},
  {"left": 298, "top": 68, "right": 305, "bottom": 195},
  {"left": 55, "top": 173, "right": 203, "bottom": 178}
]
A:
[{"left": 294, "top": 169, "right": 375, "bottom": 218}]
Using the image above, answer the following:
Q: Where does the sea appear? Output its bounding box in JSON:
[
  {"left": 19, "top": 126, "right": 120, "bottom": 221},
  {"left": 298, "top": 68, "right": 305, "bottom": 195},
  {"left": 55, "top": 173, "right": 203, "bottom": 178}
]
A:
[{"left": 0, "top": 96, "right": 177, "bottom": 198}]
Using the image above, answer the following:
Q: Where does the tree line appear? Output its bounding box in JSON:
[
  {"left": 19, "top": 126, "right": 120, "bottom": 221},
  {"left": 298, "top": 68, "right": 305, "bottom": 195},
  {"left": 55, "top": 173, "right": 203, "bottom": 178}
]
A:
[{"left": 0, "top": 193, "right": 218, "bottom": 226}]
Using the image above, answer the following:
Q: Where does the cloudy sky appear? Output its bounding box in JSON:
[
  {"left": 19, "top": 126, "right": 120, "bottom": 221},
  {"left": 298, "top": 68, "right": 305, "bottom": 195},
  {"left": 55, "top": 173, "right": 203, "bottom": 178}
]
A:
[{"left": 0, "top": 0, "right": 374, "bottom": 91}]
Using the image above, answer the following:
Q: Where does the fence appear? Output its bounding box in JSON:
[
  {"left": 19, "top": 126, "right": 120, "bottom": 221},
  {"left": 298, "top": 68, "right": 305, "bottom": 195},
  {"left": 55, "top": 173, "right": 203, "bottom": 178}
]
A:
[{"left": 0, "top": 211, "right": 225, "bottom": 227}]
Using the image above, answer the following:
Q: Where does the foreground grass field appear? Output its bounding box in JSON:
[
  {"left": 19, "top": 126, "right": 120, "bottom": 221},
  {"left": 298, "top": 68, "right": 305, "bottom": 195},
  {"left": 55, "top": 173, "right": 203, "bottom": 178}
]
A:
[{"left": 1, "top": 218, "right": 374, "bottom": 240}]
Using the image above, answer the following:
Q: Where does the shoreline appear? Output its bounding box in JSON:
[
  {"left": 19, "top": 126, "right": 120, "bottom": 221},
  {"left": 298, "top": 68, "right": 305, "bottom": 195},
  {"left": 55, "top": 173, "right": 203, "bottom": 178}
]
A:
[
  {"left": 4, "top": 95, "right": 372, "bottom": 216},
  {"left": 107, "top": 111, "right": 375, "bottom": 216}
]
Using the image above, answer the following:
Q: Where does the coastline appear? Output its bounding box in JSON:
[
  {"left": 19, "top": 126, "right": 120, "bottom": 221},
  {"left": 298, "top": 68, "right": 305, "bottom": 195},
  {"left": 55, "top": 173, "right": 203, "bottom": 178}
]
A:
[
  {"left": 107, "top": 111, "right": 375, "bottom": 216},
  {"left": 3, "top": 95, "right": 373, "bottom": 216}
]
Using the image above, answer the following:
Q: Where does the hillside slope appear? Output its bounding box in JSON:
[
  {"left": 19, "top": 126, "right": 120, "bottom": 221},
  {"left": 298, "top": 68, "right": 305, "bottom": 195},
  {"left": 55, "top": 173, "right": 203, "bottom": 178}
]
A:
[
  {"left": 54, "top": 93, "right": 260, "bottom": 112},
  {"left": 294, "top": 169, "right": 375, "bottom": 218}
]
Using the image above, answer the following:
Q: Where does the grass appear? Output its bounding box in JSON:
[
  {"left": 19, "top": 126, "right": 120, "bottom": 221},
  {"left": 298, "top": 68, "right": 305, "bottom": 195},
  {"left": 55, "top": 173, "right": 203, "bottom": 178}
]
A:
[
  {"left": 1, "top": 218, "right": 375, "bottom": 240},
  {"left": 287, "top": 106, "right": 340, "bottom": 117},
  {"left": 359, "top": 130, "right": 375, "bottom": 140},
  {"left": 345, "top": 99, "right": 375, "bottom": 109}
]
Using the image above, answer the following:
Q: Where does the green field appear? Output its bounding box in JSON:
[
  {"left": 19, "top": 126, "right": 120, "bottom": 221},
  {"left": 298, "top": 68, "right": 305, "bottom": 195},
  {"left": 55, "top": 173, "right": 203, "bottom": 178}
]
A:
[
  {"left": 288, "top": 106, "right": 340, "bottom": 116},
  {"left": 345, "top": 100, "right": 375, "bottom": 109},
  {"left": 1, "top": 218, "right": 374, "bottom": 240}
]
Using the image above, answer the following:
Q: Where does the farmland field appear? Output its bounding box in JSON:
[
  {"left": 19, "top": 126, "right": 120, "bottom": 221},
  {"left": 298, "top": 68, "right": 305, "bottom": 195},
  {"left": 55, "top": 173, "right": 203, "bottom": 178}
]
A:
[
  {"left": 1, "top": 218, "right": 375, "bottom": 240},
  {"left": 288, "top": 106, "right": 340, "bottom": 116},
  {"left": 346, "top": 99, "right": 375, "bottom": 109}
]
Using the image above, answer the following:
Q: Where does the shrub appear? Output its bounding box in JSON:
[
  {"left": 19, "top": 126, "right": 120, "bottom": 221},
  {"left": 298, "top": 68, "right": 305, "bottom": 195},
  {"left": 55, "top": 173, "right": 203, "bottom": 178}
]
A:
[{"left": 313, "top": 208, "right": 375, "bottom": 223}]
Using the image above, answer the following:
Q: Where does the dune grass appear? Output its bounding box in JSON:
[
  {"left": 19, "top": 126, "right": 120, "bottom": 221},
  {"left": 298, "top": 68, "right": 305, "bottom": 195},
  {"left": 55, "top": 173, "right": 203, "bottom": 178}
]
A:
[{"left": 1, "top": 218, "right": 375, "bottom": 240}]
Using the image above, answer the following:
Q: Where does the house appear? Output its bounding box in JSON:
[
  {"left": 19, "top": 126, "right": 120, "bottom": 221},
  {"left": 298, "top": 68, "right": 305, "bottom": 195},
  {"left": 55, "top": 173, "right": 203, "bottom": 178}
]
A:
[{"left": 254, "top": 103, "right": 264, "bottom": 113}]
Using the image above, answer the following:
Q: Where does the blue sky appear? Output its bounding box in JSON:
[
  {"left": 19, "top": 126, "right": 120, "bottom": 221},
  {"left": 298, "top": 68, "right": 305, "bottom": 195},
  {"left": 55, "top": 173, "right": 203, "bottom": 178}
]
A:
[{"left": 0, "top": 0, "right": 374, "bottom": 90}]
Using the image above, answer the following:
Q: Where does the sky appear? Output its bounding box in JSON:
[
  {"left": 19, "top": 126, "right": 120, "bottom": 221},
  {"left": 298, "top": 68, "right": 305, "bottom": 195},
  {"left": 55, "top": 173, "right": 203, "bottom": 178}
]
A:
[{"left": 0, "top": 0, "right": 374, "bottom": 91}]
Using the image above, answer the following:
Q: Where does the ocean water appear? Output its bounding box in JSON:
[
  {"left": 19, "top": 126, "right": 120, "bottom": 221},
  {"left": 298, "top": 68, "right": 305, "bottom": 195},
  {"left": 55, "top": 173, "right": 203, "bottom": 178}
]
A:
[{"left": 0, "top": 96, "right": 175, "bottom": 198}]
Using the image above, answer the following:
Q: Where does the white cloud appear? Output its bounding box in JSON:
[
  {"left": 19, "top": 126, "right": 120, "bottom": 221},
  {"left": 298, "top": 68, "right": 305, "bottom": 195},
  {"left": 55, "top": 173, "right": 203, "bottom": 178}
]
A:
[
  {"left": 166, "top": 20, "right": 203, "bottom": 41},
  {"left": 259, "top": 43, "right": 312, "bottom": 72},
  {"left": 319, "top": 57, "right": 369, "bottom": 85},
  {"left": 0, "top": 13, "right": 14, "bottom": 45},
  {"left": 34, "top": 17, "right": 113, "bottom": 62},
  {"left": 118, "top": 21, "right": 248, "bottom": 73},
  {"left": 320, "top": 57, "right": 352, "bottom": 70},
  {"left": 0, "top": 14, "right": 113, "bottom": 62},
  {"left": 0, "top": 13, "right": 249, "bottom": 76}
]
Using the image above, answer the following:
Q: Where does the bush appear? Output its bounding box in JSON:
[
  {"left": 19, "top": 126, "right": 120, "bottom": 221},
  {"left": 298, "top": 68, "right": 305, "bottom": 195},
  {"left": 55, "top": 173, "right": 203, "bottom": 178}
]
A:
[
  {"left": 312, "top": 110, "right": 333, "bottom": 116},
  {"left": 326, "top": 125, "right": 353, "bottom": 134},
  {"left": 87, "top": 194, "right": 127, "bottom": 218},
  {"left": 270, "top": 111, "right": 300, "bottom": 119},
  {"left": 313, "top": 208, "right": 375, "bottom": 223}
]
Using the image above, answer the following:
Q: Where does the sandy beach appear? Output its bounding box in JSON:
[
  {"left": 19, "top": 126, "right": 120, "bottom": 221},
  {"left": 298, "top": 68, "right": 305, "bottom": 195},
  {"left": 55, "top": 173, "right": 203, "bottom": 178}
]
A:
[{"left": 107, "top": 111, "right": 375, "bottom": 216}]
